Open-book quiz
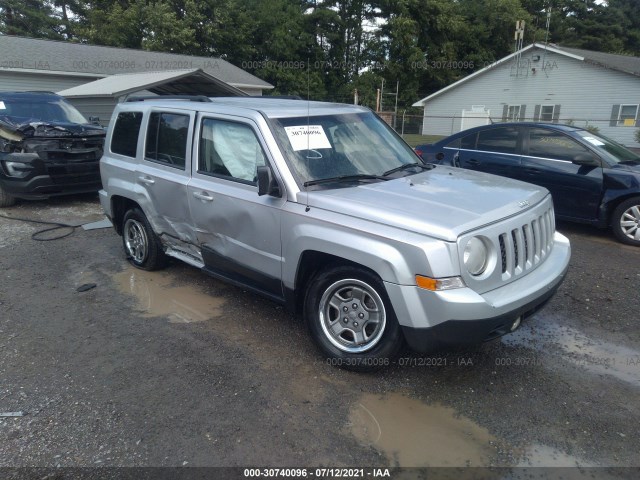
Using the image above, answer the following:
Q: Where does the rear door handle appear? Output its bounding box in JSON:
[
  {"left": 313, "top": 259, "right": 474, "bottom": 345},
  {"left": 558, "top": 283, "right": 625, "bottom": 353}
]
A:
[
  {"left": 467, "top": 159, "right": 480, "bottom": 166},
  {"left": 193, "top": 191, "right": 214, "bottom": 202},
  {"left": 525, "top": 167, "right": 540, "bottom": 174},
  {"left": 138, "top": 175, "right": 155, "bottom": 185}
]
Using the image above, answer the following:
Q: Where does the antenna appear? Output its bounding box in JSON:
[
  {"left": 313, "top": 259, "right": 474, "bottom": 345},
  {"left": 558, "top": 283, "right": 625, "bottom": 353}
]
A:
[
  {"left": 542, "top": 5, "right": 551, "bottom": 76},
  {"left": 514, "top": 20, "right": 525, "bottom": 77},
  {"left": 305, "top": 57, "right": 311, "bottom": 212}
]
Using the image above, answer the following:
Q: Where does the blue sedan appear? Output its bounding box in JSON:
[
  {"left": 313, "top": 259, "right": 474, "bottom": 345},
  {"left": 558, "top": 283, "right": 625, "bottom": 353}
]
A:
[{"left": 416, "top": 123, "right": 640, "bottom": 246}]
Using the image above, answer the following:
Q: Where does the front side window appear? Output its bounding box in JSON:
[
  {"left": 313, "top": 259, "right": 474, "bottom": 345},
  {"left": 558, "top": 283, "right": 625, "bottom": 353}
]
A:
[
  {"left": 528, "top": 128, "right": 590, "bottom": 161},
  {"left": 476, "top": 127, "right": 518, "bottom": 154},
  {"left": 111, "top": 111, "right": 143, "bottom": 158},
  {"left": 198, "top": 118, "right": 266, "bottom": 183},
  {"left": 145, "top": 112, "right": 189, "bottom": 169}
]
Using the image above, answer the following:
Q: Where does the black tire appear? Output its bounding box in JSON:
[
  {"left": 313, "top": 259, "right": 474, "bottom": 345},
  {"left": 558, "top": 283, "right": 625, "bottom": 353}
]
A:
[
  {"left": 612, "top": 197, "right": 640, "bottom": 246},
  {"left": 122, "top": 208, "right": 167, "bottom": 270},
  {"left": 0, "top": 184, "right": 16, "bottom": 208},
  {"left": 304, "top": 266, "right": 404, "bottom": 372}
]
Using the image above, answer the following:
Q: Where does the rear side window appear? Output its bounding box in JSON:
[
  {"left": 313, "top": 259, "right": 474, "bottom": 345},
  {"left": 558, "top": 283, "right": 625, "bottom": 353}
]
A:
[
  {"left": 477, "top": 127, "right": 518, "bottom": 154},
  {"left": 528, "top": 128, "right": 590, "bottom": 161},
  {"left": 145, "top": 112, "right": 190, "bottom": 169},
  {"left": 111, "top": 111, "right": 143, "bottom": 157}
]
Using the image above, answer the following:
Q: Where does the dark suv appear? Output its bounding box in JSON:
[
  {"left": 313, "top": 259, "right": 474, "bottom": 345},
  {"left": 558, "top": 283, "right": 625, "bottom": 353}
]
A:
[
  {"left": 0, "top": 91, "right": 105, "bottom": 207},
  {"left": 417, "top": 123, "right": 640, "bottom": 246}
]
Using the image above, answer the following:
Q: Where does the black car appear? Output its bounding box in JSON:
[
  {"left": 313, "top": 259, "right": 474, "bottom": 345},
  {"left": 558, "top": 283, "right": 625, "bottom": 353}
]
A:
[
  {"left": 416, "top": 123, "right": 640, "bottom": 246},
  {"left": 0, "top": 91, "right": 105, "bottom": 207}
]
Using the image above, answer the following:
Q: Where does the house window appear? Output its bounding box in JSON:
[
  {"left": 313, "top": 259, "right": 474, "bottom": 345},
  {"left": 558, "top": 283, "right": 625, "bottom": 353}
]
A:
[
  {"left": 618, "top": 105, "right": 638, "bottom": 126},
  {"left": 508, "top": 105, "right": 521, "bottom": 121},
  {"left": 540, "top": 105, "right": 555, "bottom": 122}
]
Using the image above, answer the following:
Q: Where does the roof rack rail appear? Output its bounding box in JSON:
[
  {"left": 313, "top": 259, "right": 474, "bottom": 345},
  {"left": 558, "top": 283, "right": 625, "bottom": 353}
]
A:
[
  {"left": 126, "top": 95, "right": 212, "bottom": 103},
  {"left": 250, "top": 95, "right": 304, "bottom": 100}
]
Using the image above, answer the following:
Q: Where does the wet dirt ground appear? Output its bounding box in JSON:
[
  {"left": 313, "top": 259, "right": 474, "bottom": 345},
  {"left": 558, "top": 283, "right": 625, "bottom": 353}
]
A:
[{"left": 1, "top": 195, "right": 639, "bottom": 478}]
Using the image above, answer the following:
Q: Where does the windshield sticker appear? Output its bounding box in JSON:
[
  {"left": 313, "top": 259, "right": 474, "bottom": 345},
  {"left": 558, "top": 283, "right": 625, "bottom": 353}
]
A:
[
  {"left": 285, "top": 125, "right": 332, "bottom": 151},
  {"left": 0, "top": 101, "right": 5, "bottom": 110},
  {"left": 583, "top": 136, "right": 605, "bottom": 146}
]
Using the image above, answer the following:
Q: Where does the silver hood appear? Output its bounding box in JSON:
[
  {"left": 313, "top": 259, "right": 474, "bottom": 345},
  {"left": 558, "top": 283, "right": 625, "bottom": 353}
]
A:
[{"left": 303, "top": 166, "right": 550, "bottom": 242}]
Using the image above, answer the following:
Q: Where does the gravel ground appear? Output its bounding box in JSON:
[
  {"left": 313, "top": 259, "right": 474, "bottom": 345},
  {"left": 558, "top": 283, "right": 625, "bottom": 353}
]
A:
[{"left": 0, "top": 195, "right": 639, "bottom": 479}]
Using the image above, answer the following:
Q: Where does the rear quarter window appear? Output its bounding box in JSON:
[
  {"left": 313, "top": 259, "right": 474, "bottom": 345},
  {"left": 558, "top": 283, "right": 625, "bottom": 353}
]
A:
[{"left": 111, "top": 111, "right": 143, "bottom": 158}]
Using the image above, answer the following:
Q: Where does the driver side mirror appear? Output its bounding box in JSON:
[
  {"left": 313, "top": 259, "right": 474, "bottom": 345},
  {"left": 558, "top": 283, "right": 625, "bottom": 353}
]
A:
[
  {"left": 257, "top": 165, "right": 281, "bottom": 197},
  {"left": 89, "top": 116, "right": 101, "bottom": 126},
  {"left": 572, "top": 153, "right": 600, "bottom": 166}
]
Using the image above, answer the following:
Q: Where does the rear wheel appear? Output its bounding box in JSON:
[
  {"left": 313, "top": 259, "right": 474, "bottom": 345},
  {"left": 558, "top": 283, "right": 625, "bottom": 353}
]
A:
[
  {"left": 0, "top": 184, "right": 16, "bottom": 207},
  {"left": 122, "top": 208, "right": 167, "bottom": 270},
  {"left": 304, "top": 266, "right": 403, "bottom": 371},
  {"left": 612, "top": 197, "right": 640, "bottom": 246}
]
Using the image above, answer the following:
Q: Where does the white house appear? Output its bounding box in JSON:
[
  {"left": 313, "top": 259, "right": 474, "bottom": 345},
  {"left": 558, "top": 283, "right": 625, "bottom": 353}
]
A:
[{"left": 413, "top": 43, "right": 640, "bottom": 148}]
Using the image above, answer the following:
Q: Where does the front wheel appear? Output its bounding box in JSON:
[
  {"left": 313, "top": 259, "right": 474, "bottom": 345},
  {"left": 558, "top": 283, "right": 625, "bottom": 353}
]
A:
[
  {"left": 122, "top": 208, "right": 167, "bottom": 270},
  {"left": 612, "top": 197, "right": 640, "bottom": 246},
  {"left": 304, "top": 266, "right": 403, "bottom": 371}
]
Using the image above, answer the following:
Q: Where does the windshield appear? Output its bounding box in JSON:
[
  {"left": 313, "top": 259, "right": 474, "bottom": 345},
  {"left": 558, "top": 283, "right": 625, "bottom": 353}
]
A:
[
  {"left": 0, "top": 97, "right": 89, "bottom": 124},
  {"left": 576, "top": 130, "right": 640, "bottom": 164},
  {"left": 270, "top": 111, "right": 422, "bottom": 187}
]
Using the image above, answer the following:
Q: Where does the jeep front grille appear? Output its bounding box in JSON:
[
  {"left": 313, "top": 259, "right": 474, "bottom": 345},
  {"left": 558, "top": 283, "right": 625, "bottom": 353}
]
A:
[{"left": 499, "top": 207, "right": 554, "bottom": 278}]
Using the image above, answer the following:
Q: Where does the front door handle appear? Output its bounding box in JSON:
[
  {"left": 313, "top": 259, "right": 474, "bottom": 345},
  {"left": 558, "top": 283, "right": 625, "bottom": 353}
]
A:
[
  {"left": 138, "top": 175, "right": 155, "bottom": 185},
  {"left": 193, "top": 191, "right": 214, "bottom": 202},
  {"left": 467, "top": 159, "right": 480, "bottom": 166}
]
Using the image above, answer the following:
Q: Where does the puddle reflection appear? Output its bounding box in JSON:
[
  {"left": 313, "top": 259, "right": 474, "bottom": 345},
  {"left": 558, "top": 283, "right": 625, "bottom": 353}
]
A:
[
  {"left": 113, "top": 268, "right": 225, "bottom": 323},
  {"left": 503, "top": 314, "right": 640, "bottom": 388},
  {"left": 350, "top": 393, "right": 497, "bottom": 467}
]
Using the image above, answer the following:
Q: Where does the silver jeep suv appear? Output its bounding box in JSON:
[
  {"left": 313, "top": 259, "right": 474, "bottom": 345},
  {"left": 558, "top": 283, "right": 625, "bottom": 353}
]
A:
[{"left": 99, "top": 96, "right": 571, "bottom": 370}]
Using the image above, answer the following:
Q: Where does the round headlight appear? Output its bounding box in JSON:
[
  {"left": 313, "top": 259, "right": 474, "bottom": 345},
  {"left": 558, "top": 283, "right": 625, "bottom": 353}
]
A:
[{"left": 464, "top": 237, "right": 488, "bottom": 276}]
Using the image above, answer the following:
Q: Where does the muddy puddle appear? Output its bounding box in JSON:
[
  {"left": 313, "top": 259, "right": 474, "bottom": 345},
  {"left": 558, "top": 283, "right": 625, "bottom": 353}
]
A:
[
  {"left": 350, "top": 393, "right": 497, "bottom": 467},
  {"left": 503, "top": 313, "right": 640, "bottom": 388},
  {"left": 113, "top": 268, "right": 225, "bottom": 323}
]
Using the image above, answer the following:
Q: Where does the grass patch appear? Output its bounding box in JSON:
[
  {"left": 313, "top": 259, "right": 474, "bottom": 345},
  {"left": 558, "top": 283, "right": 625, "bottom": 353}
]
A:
[{"left": 401, "top": 134, "right": 444, "bottom": 147}]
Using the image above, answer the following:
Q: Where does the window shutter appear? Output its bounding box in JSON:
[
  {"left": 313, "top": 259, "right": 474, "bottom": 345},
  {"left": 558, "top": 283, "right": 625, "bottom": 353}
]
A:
[
  {"left": 553, "top": 105, "right": 561, "bottom": 123},
  {"left": 610, "top": 105, "right": 621, "bottom": 126},
  {"left": 502, "top": 105, "right": 508, "bottom": 122},
  {"left": 519, "top": 105, "right": 527, "bottom": 121},
  {"left": 533, "top": 105, "right": 541, "bottom": 121}
]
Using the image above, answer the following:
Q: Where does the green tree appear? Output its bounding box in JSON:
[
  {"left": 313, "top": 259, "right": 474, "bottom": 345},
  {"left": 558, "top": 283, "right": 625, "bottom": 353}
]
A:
[{"left": 0, "top": 0, "right": 62, "bottom": 38}]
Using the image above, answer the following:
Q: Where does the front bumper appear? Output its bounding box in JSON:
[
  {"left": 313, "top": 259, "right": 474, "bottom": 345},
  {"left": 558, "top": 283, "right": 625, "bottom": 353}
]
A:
[
  {"left": 0, "top": 153, "right": 102, "bottom": 200},
  {"left": 385, "top": 232, "right": 571, "bottom": 353}
]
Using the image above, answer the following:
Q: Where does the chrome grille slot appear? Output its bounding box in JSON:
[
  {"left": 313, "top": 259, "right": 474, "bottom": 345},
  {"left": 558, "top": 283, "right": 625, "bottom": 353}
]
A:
[
  {"left": 500, "top": 207, "right": 555, "bottom": 281},
  {"left": 499, "top": 234, "right": 507, "bottom": 273},
  {"left": 511, "top": 229, "right": 519, "bottom": 269},
  {"left": 522, "top": 224, "right": 530, "bottom": 265}
]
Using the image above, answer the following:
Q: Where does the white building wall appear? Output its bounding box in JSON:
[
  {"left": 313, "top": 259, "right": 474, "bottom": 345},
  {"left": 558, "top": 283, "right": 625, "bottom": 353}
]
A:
[
  {"left": 0, "top": 70, "right": 102, "bottom": 93},
  {"left": 420, "top": 47, "right": 640, "bottom": 147}
]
